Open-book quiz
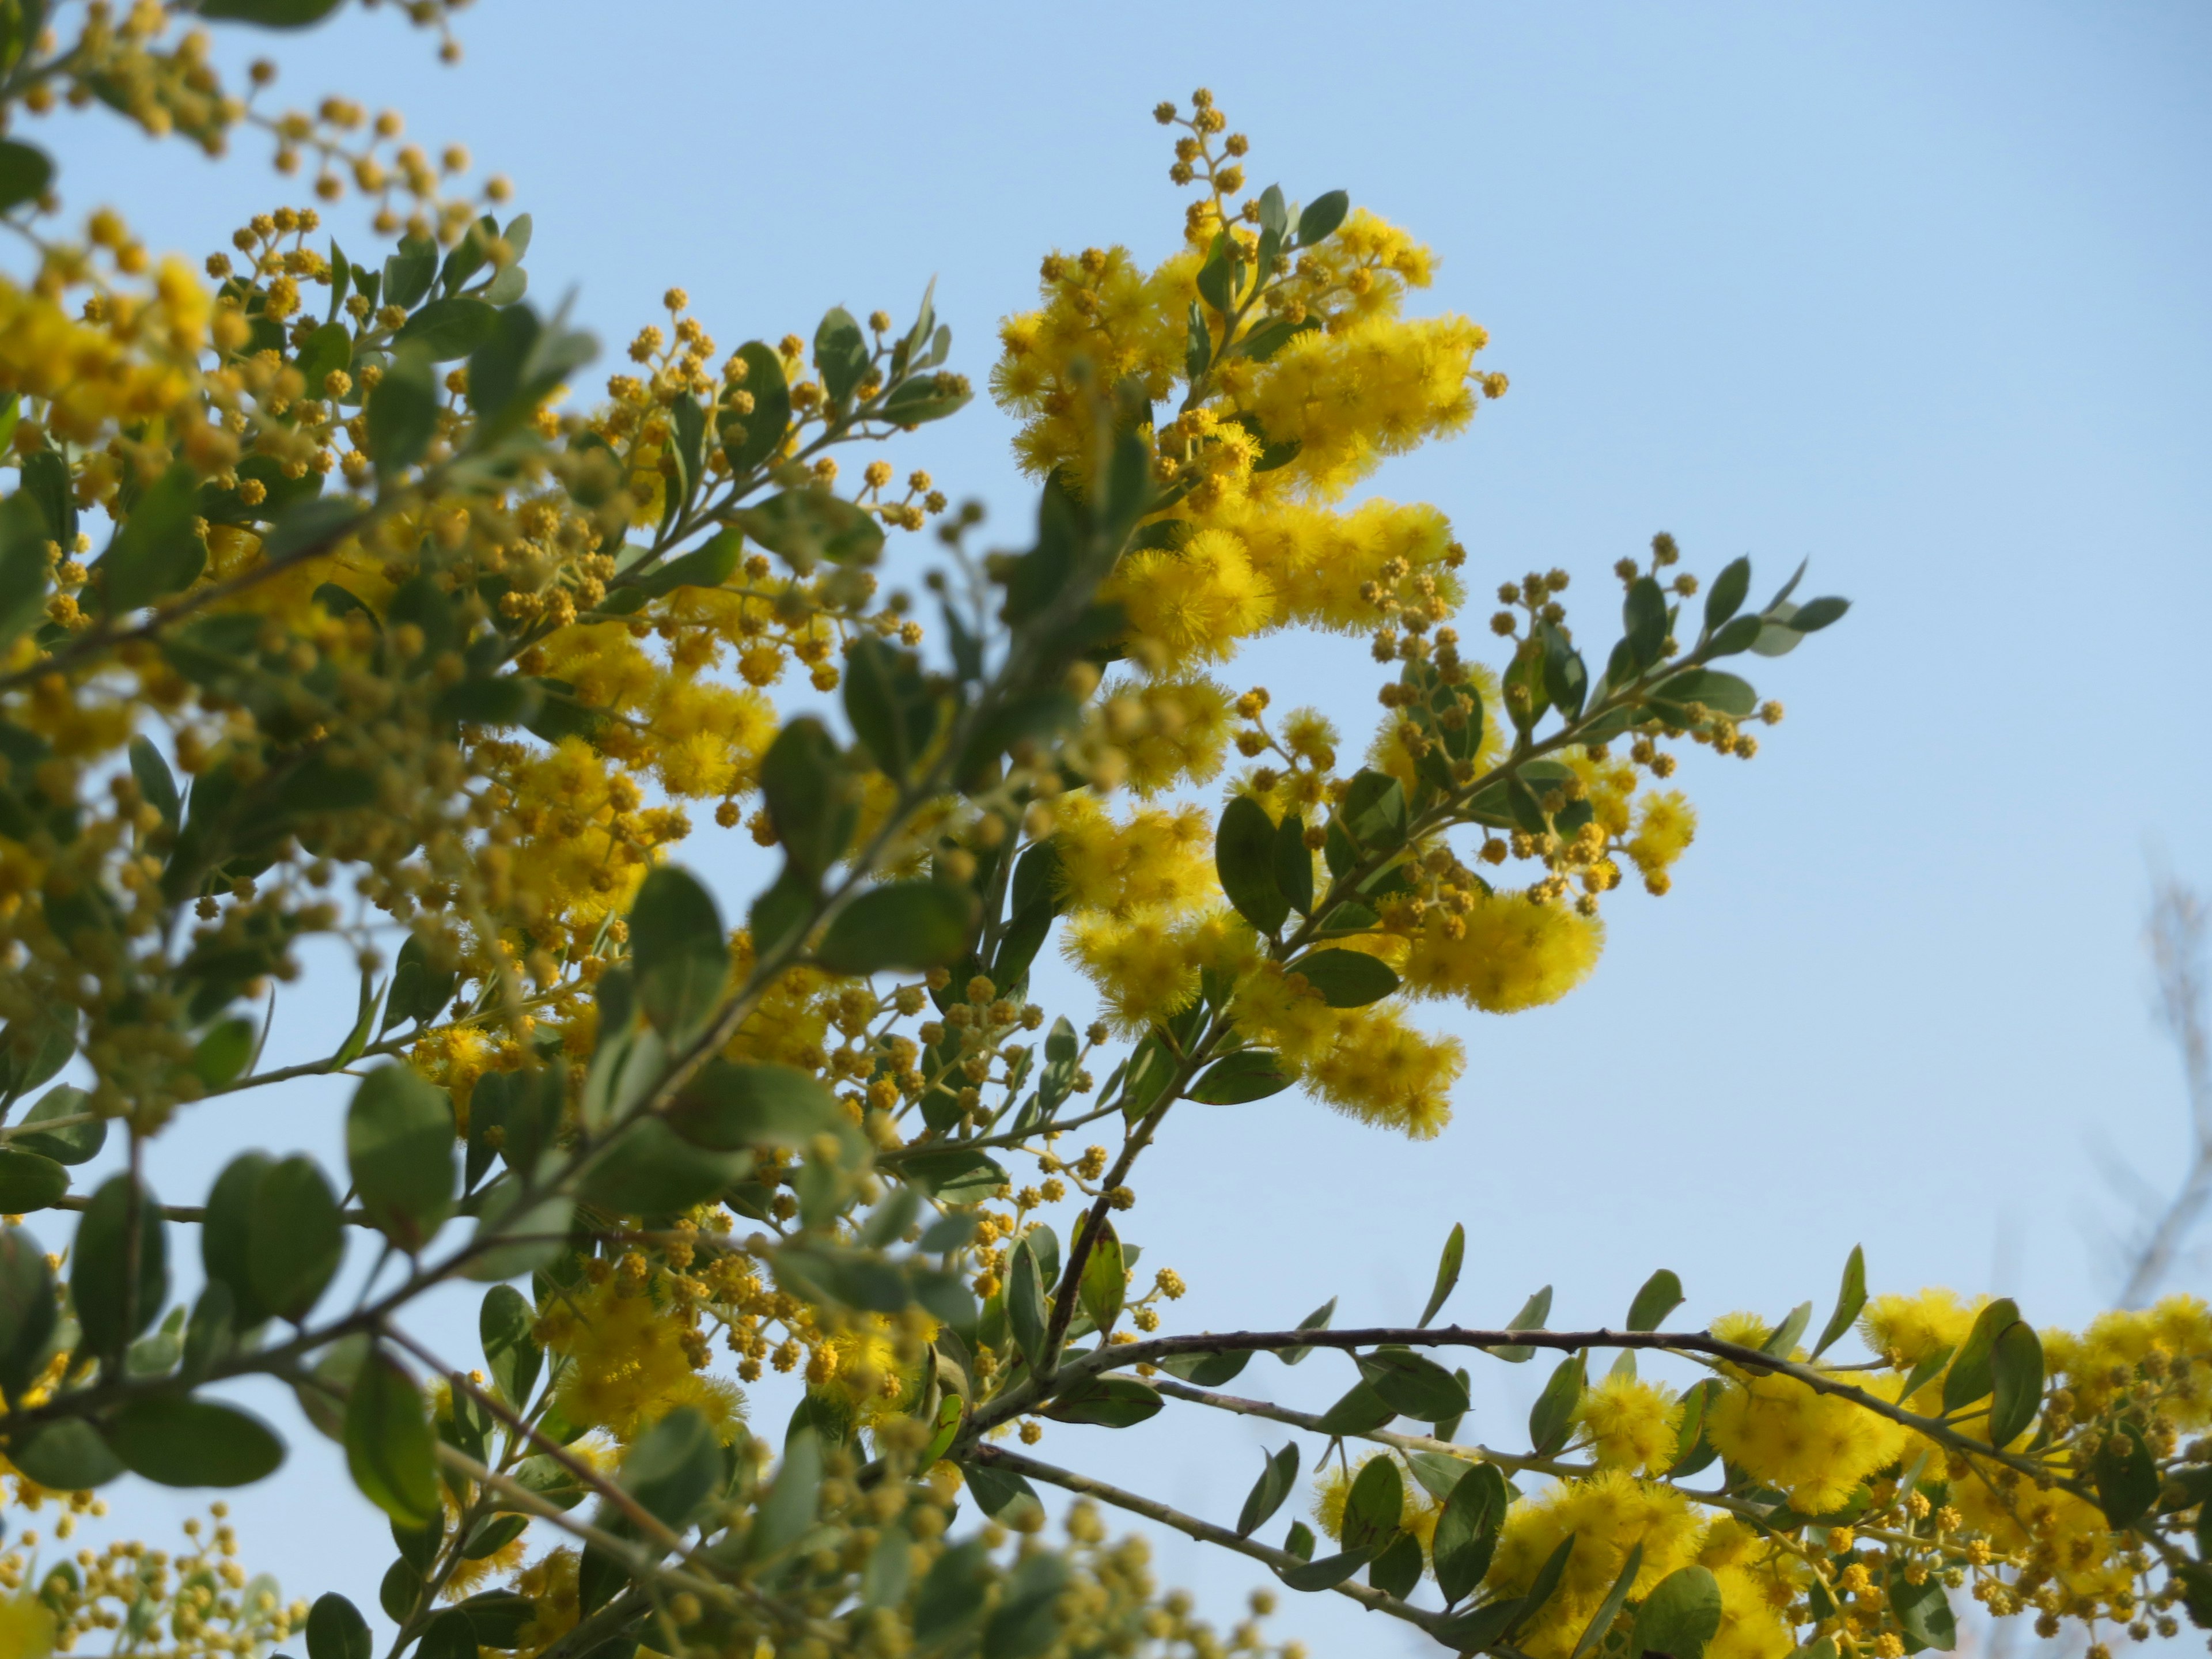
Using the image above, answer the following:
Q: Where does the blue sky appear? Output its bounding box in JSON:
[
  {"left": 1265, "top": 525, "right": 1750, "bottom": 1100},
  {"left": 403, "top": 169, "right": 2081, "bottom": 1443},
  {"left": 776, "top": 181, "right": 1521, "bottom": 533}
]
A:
[{"left": 27, "top": 2, "right": 2212, "bottom": 1652}]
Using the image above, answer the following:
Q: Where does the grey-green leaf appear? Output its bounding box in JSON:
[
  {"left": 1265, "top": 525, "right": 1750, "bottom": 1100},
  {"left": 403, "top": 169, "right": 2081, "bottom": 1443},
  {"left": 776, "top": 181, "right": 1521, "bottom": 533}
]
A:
[
  {"left": 1812, "top": 1244, "right": 1867, "bottom": 1358},
  {"left": 1236, "top": 1442, "right": 1299, "bottom": 1538},
  {"left": 105, "top": 1396, "right": 285, "bottom": 1487},
  {"left": 1626, "top": 1268, "right": 1684, "bottom": 1332},
  {"left": 346, "top": 1063, "right": 456, "bottom": 1250},
  {"left": 1633, "top": 1565, "right": 1725, "bottom": 1659},
  {"left": 815, "top": 882, "right": 975, "bottom": 975},
  {"left": 627, "top": 865, "right": 728, "bottom": 1039},
  {"left": 344, "top": 1350, "right": 441, "bottom": 1528},
  {"left": 1420, "top": 1222, "right": 1464, "bottom": 1328}
]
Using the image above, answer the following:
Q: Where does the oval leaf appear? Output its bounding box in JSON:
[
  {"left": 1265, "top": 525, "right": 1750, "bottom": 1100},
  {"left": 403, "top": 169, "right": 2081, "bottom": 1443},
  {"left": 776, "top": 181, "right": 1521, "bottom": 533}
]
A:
[
  {"left": 346, "top": 1063, "right": 457, "bottom": 1250},
  {"left": 106, "top": 1396, "right": 285, "bottom": 1487},
  {"left": 345, "top": 1350, "right": 441, "bottom": 1528},
  {"left": 1188, "top": 1050, "right": 1293, "bottom": 1105},
  {"left": 628, "top": 865, "right": 729, "bottom": 1039},
  {"left": 1293, "top": 949, "right": 1399, "bottom": 1008},
  {"left": 815, "top": 882, "right": 975, "bottom": 975}
]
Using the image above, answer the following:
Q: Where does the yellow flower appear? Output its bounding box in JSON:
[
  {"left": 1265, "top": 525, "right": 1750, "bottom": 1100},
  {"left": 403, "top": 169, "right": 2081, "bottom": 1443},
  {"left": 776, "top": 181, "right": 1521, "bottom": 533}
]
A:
[
  {"left": 1486, "top": 1471, "right": 1703, "bottom": 1659},
  {"left": 1401, "top": 890, "right": 1603, "bottom": 1013},
  {"left": 1575, "top": 1372, "right": 1683, "bottom": 1474}
]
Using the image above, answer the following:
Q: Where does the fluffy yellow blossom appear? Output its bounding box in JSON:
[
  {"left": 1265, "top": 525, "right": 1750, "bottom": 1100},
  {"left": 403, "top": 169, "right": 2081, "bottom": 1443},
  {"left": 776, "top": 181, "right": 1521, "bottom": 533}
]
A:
[
  {"left": 1487, "top": 1471, "right": 1704, "bottom": 1659},
  {"left": 1705, "top": 1365, "right": 1910, "bottom": 1515},
  {"left": 1575, "top": 1372, "right": 1684, "bottom": 1475},
  {"left": 1401, "top": 891, "right": 1603, "bottom": 1013},
  {"left": 1053, "top": 796, "right": 1217, "bottom": 916},
  {"left": 1301, "top": 1002, "right": 1462, "bottom": 1139},
  {"left": 537, "top": 1277, "right": 745, "bottom": 1444},
  {"left": 1105, "top": 528, "right": 1275, "bottom": 669}
]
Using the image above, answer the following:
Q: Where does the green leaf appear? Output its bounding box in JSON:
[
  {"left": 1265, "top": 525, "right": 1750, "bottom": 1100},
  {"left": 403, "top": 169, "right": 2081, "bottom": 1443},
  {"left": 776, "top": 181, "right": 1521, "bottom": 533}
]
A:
[
  {"left": 1786, "top": 595, "right": 1850, "bottom": 632},
  {"left": 1528, "top": 1351, "right": 1586, "bottom": 1455},
  {"left": 1215, "top": 796, "right": 1289, "bottom": 933},
  {"left": 380, "top": 934, "right": 456, "bottom": 1035},
  {"left": 751, "top": 1429, "right": 823, "bottom": 1559},
  {"left": 1433, "top": 1460, "right": 1509, "bottom": 1604},
  {"left": 100, "top": 463, "right": 206, "bottom": 611},
  {"left": 1006, "top": 1234, "right": 1050, "bottom": 1371},
  {"left": 1278, "top": 1546, "right": 1376, "bottom": 1593},
  {"left": 1623, "top": 575, "right": 1669, "bottom": 668},
  {"left": 1358, "top": 1347, "right": 1469, "bottom": 1421},
  {"left": 1888, "top": 1562, "right": 1956, "bottom": 1651},
  {"left": 247, "top": 1154, "right": 343, "bottom": 1321},
  {"left": 721, "top": 342, "right": 791, "bottom": 475},
  {"left": 0, "top": 1225, "right": 56, "bottom": 1403},
  {"left": 480, "top": 1284, "right": 541, "bottom": 1408},
  {"left": 293, "top": 320, "right": 351, "bottom": 391},
  {"left": 129, "top": 736, "right": 181, "bottom": 828},
  {"left": 1901, "top": 1343, "right": 1956, "bottom": 1402},
  {"left": 365, "top": 346, "right": 438, "bottom": 474},
  {"left": 0, "top": 1146, "right": 65, "bottom": 1211},
  {"left": 984, "top": 1552, "right": 1070, "bottom": 1659},
  {"left": 1653, "top": 668, "right": 1758, "bottom": 718},
  {"left": 105, "top": 1396, "right": 285, "bottom": 1487},
  {"left": 1634, "top": 1565, "right": 1725, "bottom": 1659},
  {"left": 5, "top": 1418, "right": 123, "bottom": 1490},
  {"left": 202, "top": 1152, "right": 274, "bottom": 1327},
  {"left": 198, "top": 0, "right": 343, "bottom": 23},
  {"left": 1041, "top": 1376, "right": 1161, "bottom": 1428},
  {"left": 581, "top": 1118, "right": 749, "bottom": 1216},
  {"left": 0, "top": 491, "right": 50, "bottom": 653},
  {"left": 1421, "top": 1222, "right": 1464, "bottom": 1328},
  {"left": 346, "top": 1063, "right": 457, "bottom": 1251},
  {"left": 1812, "top": 1244, "right": 1867, "bottom": 1358},
  {"left": 814, "top": 307, "right": 870, "bottom": 404},
  {"left": 896, "top": 1147, "right": 1007, "bottom": 1205},
  {"left": 1627, "top": 1268, "right": 1684, "bottom": 1332},
  {"left": 619, "top": 1405, "right": 719, "bottom": 1529},
  {"left": 843, "top": 635, "right": 939, "bottom": 781},
  {"left": 1339, "top": 1455, "right": 1403, "bottom": 1552},
  {"left": 1761, "top": 1300, "right": 1813, "bottom": 1358},
  {"left": 1368, "top": 1529, "right": 1424, "bottom": 1600},
  {"left": 815, "top": 882, "right": 975, "bottom": 975},
  {"left": 1340, "top": 769, "right": 1407, "bottom": 849},
  {"left": 1941, "top": 1297, "right": 2019, "bottom": 1412},
  {"left": 1078, "top": 1219, "right": 1125, "bottom": 1334},
  {"left": 0, "top": 138, "right": 51, "bottom": 211},
  {"left": 188, "top": 1016, "right": 256, "bottom": 1089},
  {"left": 1158, "top": 1349, "right": 1251, "bottom": 1387},
  {"left": 1236, "top": 1442, "right": 1300, "bottom": 1538},
  {"left": 759, "top": 716, "right": 855, "bottom": 879},
  {"left": 1668, "top": 1377, "right": 1724, "bottom": 1477},
  {"left": 1293, "top": 949, "right": 1399, "bottom": 1008},
  {"left": 1187, "top": 1050, "right": 1292, "bottom": 1105},
  {"left": 71, "top": 1174, "right": 168, "bottom": 1355},
  {"left": 913, "top": 1537, "right": 990, "bottom": 1639},
  {"left": 1570, "top": 1542, "right": 1642, "bottom": 1659},
  {"left": 392, "top": 295, "right": 498, "bottom": 361},
  {"left": 1281, "top": 1296, "right": 1336, "bottom": 1366},
  {"left": 2092, "top": 1418, "right": 2159, "bottom": 1529},
  {"left": 734, "top": 487, "right": 884, "bottom": 569},
  {"left": 345, "top": 1350, "right": 441, "bottom": 1528},
  {"left": 1987, "top": 1320, "right": 2043, "bottom": 1449},
  {"left": 1273, "top": 812, "right": 1315, "bottom": 915},
  {"left": 627, "top": 865, "right": 728, "bottom": 1039},
  {"left": 1703, "top": 556, "right": 1751, "bottom": 632},
  {"left": 1297, "top": 190, "right": 1350, "bottom": 245},
  {"left": 878, "top": 372, "right": 972, "bottom": 428},
  {"left": 305, "top": 1593, "right": 372, "bottom": 1659},
  {"left": 1316, "top": 1378, "right": 1394, "bottom": 1436}
]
